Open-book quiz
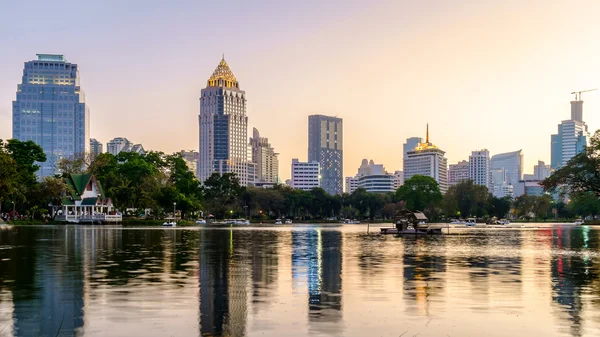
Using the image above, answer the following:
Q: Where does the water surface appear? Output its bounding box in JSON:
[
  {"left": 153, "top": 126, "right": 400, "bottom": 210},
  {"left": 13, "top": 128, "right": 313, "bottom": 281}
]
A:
[{"left": 0, "top": 224, "right": 599, "bottom": 337}]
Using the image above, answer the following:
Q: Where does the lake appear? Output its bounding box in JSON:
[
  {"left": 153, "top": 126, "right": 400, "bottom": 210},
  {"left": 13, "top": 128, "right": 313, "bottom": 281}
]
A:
[{"left": 0, "top": 224, "right": 599, "bottom": 337}]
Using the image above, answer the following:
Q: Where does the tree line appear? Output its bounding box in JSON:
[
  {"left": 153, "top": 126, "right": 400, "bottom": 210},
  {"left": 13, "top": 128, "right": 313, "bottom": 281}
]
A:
[{"left": 3, "top": 129, "right": 600, "bottom": 222}]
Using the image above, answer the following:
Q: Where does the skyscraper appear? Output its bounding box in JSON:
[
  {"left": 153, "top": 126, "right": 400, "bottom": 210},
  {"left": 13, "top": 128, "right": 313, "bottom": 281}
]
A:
[
  {"left": 345, "top": 159, "right": 395, "bottom": 193},
  {"left": 403, "top": 125, "right": 448, "bottom": 193},
  {"left": 550, "top": 98, "right": 590, "bottom": 170},
  {"left": 106, "top": 137, "right": 145, "bottom": 155},
  {"left": 249, "top": 128, "right": 279, "bottom": 184},
  {"left": 308, "top": 115, "right": 343, "bottom": 195},
  {"left": 291, "top": 159, "right": 320, "bottom": 191},
  {"left": 12, "top": 54, "right": 89, "bottom": 177},
  {"left": 198, "top": 57, "right": 249, "bottom": 185},
  {"left": 89, "top": 138, "right": 103, "bottom": 159},
  {"left": 490, "top": 150, "right": 523, "bottom": 188},
  {"left": 469, "top": 149, "right": 491, "bottom": 190}
]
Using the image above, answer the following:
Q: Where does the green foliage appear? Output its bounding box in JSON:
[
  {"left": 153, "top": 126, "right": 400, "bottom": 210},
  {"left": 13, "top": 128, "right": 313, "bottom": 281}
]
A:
[
  {"left": 5, "top": 139, "right": 46, "bottom": 185},
  {"left": 568, "top": 192, "right": 600, "bottom": 218},
  {"left": 396, "top": 175, "right": 443, "bottom": 216},
  {"left": 442, "top": 180, "right": 489, "bottom": 218},
  {"left": 513, "top": 194, "right": 552, "bottom": 220}
]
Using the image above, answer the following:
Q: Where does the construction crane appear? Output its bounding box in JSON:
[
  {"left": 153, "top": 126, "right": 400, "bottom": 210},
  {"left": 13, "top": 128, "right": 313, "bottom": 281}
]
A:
[{"left": 571, "top": 88, "right": 597, "bottom": 101}]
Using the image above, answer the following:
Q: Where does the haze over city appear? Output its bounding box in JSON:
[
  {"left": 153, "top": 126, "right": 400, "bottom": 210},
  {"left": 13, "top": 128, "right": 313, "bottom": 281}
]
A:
[{"left": 1, "top": 0, "right": 600, "bottom": 180}]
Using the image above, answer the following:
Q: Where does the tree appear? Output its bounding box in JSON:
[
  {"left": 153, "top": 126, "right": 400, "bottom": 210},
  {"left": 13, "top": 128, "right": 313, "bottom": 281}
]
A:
[
  {"left": 5, "top": 139, "right": 46, "bottom": 186},
  {"left": 542, "top": 130, "right": 600, "bottom": 196},
  {"left": 396, "top": 175, "right": 443, "bottom": 215},
  {"left": 0, "top": 147, "right": 18, "bottom": 214},
  {"left": 569, "top": 192, "right": 600, "bottom": 218},
  {"left": 487, "top": 195, "right": 512, "bottom": 219},
  {"left": 442, "top": 180, "right": 489, "bottom": 218},
  {"left": 39, "top": 177, "right": 68, "bottom": 219},
  {"left": 204, "top": 173, "right": 242, "bottom": 217}
]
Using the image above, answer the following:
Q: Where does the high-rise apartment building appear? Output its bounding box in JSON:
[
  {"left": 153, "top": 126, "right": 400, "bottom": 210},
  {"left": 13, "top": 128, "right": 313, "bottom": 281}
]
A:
[
  {"left": 448, "top": 160, "right": 470, "bottom": 186},
  {"left": 345, "top": 177, "right": 358, "bottom": 194},
  {"left": 469, "top": 149, "right": 491, "bottom": 190},
  {"left": 291, "top": 159, "right": 320, "bottom": 191},
  {"left": 12, "top": 54, "right": 90, "bottom": 177},
  {"left": 533, "top": 160, "right": 552, "bottom": 180},
  {"left": 106, "top": 137, "right": 145, "bottom": 156},
  {"left": 308, "top": 115, "right": 343, "bottom": 195},
  {"left": 393, "top": 170, "right": 404, "bottom": 190},
  {"left": 550, "top": 98, "right": 590, "bottom": 170},
  {"left": 403, "top": 137, "right": 423, "bottom": 157},
  {"left": 198, "top": 57, "right": 249, "bottom": 185},
  {"left": 403, "top": 125, "right": 448, "bottom": 193},
  {"left": 249, "top": 128, "right": 279, "bottom": 184},
  {"left": 89, "top": 138, "right": 103, "bottom": 159}
]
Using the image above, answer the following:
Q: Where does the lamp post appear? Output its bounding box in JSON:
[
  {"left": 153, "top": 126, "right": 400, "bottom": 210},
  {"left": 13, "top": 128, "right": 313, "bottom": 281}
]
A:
[
  {"left": 243, "top": 205, "right": 248, "bottom": 219},
  {"left": 173, "top": 202, "right": 177, "bottom": 222}
]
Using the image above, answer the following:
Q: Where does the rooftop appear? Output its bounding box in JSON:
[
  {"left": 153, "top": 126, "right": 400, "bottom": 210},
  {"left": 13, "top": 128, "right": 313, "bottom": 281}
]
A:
[
  {"left": 36, "top": 54, "right": 67, "bottom": 62},
  {"left": 207, "top": 56, "right": 238, "bottom": 88}
]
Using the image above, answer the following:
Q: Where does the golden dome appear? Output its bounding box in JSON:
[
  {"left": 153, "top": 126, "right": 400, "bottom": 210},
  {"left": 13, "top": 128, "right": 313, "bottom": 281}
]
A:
[{"left": 207, "top": 56, "right": 239, "bottom": 88}]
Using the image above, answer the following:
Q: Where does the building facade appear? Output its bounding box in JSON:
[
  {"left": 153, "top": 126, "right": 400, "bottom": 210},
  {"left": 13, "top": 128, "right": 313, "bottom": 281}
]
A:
[
  {"left": 89, "top": 138, "right": 103, "bottom": 159},
  {"left": 469, "top": 149, "right": 491, "bottom": 190},
  {"left": 550, "top": 99, "right": 590, "bottom": 170},
  {"left": 180, "top": 150, "right": 199, "bottom": 174},
  {"left": 308, "top": 115, "right": 343, "bottom": 195},
  {"left": 393, "top": 170, "right": 404, "bottom": 190},
  {"left": 448, "top": 160, "right": 470, "bottom": 186},
  {"left": 533, "top": 160, "right": 552, "bottom": 180},
  {"left": 249, "top": 128, "right": 279, "bottom": 184},
  {"left": 345, "top": 159, "right": 395, "bottom": 193},
  {"left": 12, "top": 54, "right": 90, "bottom": 177},
  {"left": 514, "top": 179, "right": 545, "bottom": 197},
  {"left": 493, "top": 183, "right": 514, "bottom": 198},
  {"left": 291, "top": 159, "right": 320, "bottom": 191},
  {"left": 490, "top": 150, "right": 523, "bottom": 189},
  {"left": 198, "top": 57, "right": 249, "bottom": 185},
  {"left": 403, "top": 125, "right": 448, "bottom": 193},
  {"left": 106, "top": 137, "right": 144, "bottom": 156}
]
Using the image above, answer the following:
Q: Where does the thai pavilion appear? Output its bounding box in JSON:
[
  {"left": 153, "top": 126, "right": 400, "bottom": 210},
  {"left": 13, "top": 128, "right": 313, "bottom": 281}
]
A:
[{"left": 55, "top": 173, "right": 122, "bottom": 223}]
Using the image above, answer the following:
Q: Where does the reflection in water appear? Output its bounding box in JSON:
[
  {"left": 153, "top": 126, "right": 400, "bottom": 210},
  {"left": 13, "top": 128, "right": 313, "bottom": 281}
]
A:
[{"left": 0, "top": 225, "right": 599, "bottom": 336}]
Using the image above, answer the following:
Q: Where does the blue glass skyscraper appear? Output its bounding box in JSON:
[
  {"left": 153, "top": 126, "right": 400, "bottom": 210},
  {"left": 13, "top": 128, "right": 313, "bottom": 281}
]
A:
[{"left": 12, "top": 54, "right": 89, "bottom": 177}]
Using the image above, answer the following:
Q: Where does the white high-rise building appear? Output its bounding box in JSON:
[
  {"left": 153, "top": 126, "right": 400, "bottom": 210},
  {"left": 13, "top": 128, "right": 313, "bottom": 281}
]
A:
[
  {"left": 291, "top": 159, "right": 320, "bottom": 191},
  {"left": 533, "top": 160, "right": 552, "bottom": 180},
  {"left": 249, "top": 128, "right": 279, "bottom": 184},
  {"left": 106, "top": 137, "right": 144, "bottom": 156},
  {"left": 448, "top": 160, "right": 469, "bottom": 186},
  {"left": 198, "top": 57, "right": 249, "bottom": 185},
  {"left": 393, "top": 170, "right": 404, "bottom": 190},
  {"left": 345, "top": 177, "right": 358, "bottom": 194},
  {"left": 403, "top": 125, "right": 448, "bottom": 194},
  {"left": 469, "top": 149, "right": 491, "bottom": 190},
  {"left": 346, "top": 159, "right": 395, "bottom": 193},
  {"left": 493, "top": 183, "right": 514, "bottom": 198}
]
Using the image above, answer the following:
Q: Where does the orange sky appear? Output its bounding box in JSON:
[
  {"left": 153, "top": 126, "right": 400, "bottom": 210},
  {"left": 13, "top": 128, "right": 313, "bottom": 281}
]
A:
[{"left": 1, "top": 0, "right": 599, "bottom": 181}]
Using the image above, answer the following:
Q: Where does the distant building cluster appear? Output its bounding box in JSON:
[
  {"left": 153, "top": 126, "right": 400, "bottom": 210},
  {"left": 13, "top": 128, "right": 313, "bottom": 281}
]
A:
[{"left": 10, "top": 53, "right": 591, "bottom": 198}]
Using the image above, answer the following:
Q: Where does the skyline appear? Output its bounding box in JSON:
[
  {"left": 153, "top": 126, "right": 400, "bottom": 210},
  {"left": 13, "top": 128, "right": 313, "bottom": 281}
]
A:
[{"left": 2, "top": 1, "right": 600, "bottom": 181}]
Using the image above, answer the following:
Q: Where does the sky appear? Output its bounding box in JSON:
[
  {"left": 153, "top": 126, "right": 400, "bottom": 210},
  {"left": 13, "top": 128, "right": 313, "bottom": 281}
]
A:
[{"left": 1, "top": 0, "right": 600, "bottom": 181}]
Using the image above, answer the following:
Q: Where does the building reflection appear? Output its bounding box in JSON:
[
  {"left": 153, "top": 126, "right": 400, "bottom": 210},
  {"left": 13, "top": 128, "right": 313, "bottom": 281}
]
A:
[
  {"left": 0, "top": 227, "right": 85, "bottom": 337},
  {"left": 199, "top": 229, "right": 250, "bottom": 337},
  {"left": 250, "top": 231, "right": 278, "bottom": 312},
  {"left": 551, "top": 226, "right": 600, "bottom": 337},
  {"left": 291, "top": 229, "right": 343, "bottom": 334},
  {"left": 402, "top": 238, "right": 447, "bottom": 315}
]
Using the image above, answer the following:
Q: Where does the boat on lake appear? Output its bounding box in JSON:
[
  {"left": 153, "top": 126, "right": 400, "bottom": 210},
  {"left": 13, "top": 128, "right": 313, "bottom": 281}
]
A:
[
  {"left": 574, "top": 218, "right": 585, "bottom": 225},
  {"left": 274, "top": 218, "right": 282, "bottom": 225},
  {"left": 195, "top": 219, "right": 207, "bottom": 225},
  {"left": 285, "top": 219, "right": 293, "bottom": 224},
  {"left": 344, "top": 219, "right": 361, "bottom": 224},
  {"left": 162, "top": 217, "right": 177, "bottom": 227}
]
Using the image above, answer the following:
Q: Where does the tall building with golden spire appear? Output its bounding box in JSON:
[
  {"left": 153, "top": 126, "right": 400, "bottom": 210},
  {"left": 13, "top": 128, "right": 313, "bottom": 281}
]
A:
[
  {"left": 403, "top": 125, "right": 448, "bottom": 193},
  {"left": 198, "top": 57, "right": 249, "bottom": 184}
]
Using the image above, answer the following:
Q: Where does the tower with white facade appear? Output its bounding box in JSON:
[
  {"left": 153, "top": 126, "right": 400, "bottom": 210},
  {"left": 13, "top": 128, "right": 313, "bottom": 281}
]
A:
[
  {"left": 403, "top": 125, "right": 448, "bottom": 193},
  {"left": 469, "top": 149, "right": 491, "bottom": 190},
  {"left": 249, "top": 128, "right": 279, "bottom": 184},
  {"left": 198, "top": 57, "right": 249, "bottom": 185}
]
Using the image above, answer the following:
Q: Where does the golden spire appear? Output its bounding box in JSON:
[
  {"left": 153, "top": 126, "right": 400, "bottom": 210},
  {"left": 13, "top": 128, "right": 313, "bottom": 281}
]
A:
[
  {"left": 207, "top": 56, "right": 239, "bottom": 88},
  {"left": 426, "top": 123, "right": 429, "bottom": 143}
]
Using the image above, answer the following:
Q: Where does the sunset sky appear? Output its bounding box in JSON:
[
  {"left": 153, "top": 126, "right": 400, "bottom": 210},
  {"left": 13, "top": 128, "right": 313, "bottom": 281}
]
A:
[{"left": 1, "top": 0, "right": 600, "bottom": 181}]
